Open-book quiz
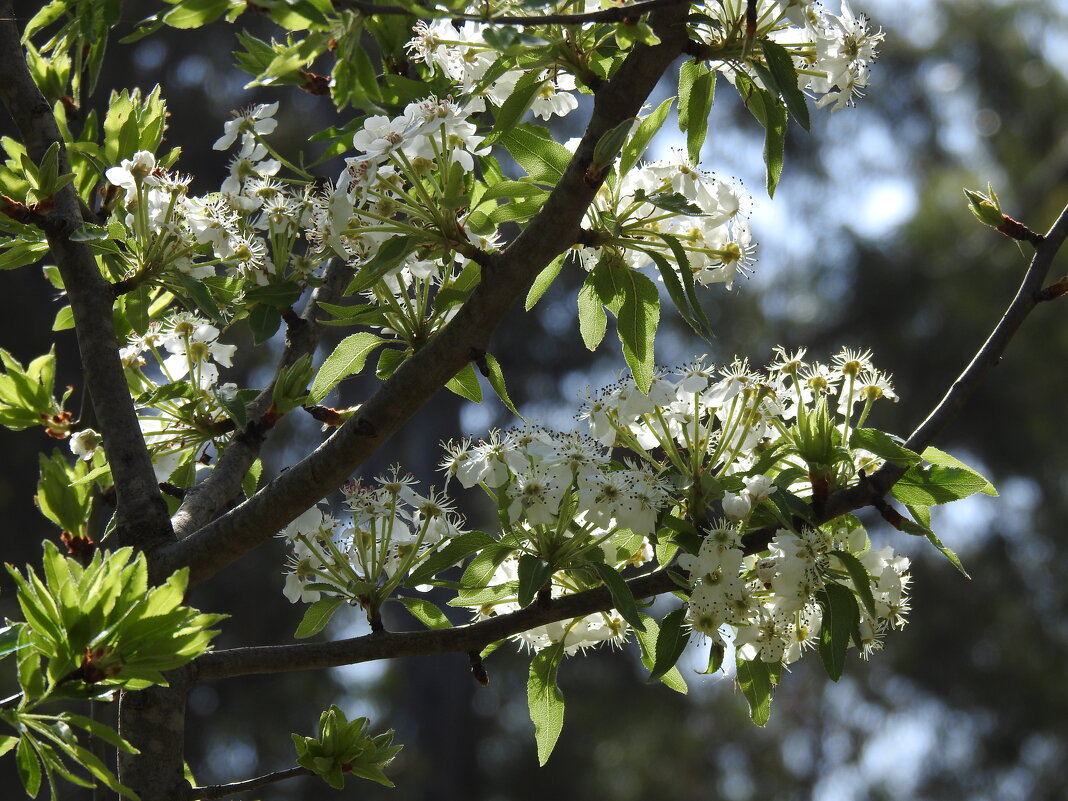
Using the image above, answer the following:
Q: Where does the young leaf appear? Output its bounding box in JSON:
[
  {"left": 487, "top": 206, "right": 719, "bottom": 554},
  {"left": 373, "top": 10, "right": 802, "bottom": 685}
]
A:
[
  {"left": 404, "top": 533, "right": 492, "bottom": 590},
  {"left": 16, "top": 736, "right": 42, "bottom": 797},
  {"left": 849, "top": 428, "right": 922, "bottom": 468},
  {"left": 527, "top": 644, "right": 566, "bottom": 765},
  {"left": 499, "top": 124, "right": 572, "bottom": 183},
  {"left": 516, "top": 554, "right": 553, "bottom": 608},
  {"left": 308, "top": 333, "right": 384, "bottom": 404},
  {"left": 649, "top": 606, "right": 690, "bottom": 682},
  {"left": 920, "top": 527, "right": 971, "bottom": 579},
  {"left": 577, "top": 273, "right": 608, "bottom": 351},
  {"left": 615, "top": 270, "right": 660, "bottom": 393},
  {"left": 921, "top": 446, "right": 997, "bottom": 496},
  {"left": 619, "top": 97, "right": 673, "bottom": 177},
  {"left": 446, "top": 363, "right": 482, "bottom": 403},
  {"left": 634, "top": 614, "right": 687, "bottom": 693},
  {"left": 760, "top": 39, "right": 811, "bottom": 130},
  {"left": 736, "top": 657, "right": 774, "bottom": 726},
  {"left": 816, "top": 583, "right": 859, "bottom": 681},
  {"left": 484, "top": 353, "right": 520, "bottom": 417},
  {"left": 891, "top": 464, "right": 992, "bottom": 506},
  {"left": 829, "top": 550, "right": 877, "bottom": 620},
  {"left": 483, "top": 73, "right": 547, "bottom": 146},
  {"left": 294, "top": 597, "right": 344, "bottom": 639},
  {"left": 683, "top": 65, "right": 715, "bottom": 164},
  {"left": 395, "top": 597, "right": 452, "bottom": 630},
  {"left": 588, "top": 562, "right": 645, "bottom": 632},
  {"left": 525, "top": 253, "right": 566, "bottom": 311}
]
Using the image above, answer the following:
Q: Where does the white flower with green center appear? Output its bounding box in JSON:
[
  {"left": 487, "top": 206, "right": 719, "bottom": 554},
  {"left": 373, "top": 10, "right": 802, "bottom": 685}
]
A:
[{"left": 163, "top": 323, "right": 236, "bottom": 388}]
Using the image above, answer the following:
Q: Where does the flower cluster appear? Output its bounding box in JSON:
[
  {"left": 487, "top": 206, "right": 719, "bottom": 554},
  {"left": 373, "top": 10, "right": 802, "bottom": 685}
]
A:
[
  {"left": 405, "top": 20, "right": 579, "bottom": 119},
  {"left": 117, "top": 312, "right": 239, "bottom": 480},
  {"left": 279, "top": 468, "right": 467, "bottom": 616},
  {"left": 105, "top": 103, "right": 316, "bottom": 286},
  {"left": 702, "top": 0, "right": 885, "bottom": 111},
  {"left": 579, "top": 148, "right": 756, "bottom": 288}
]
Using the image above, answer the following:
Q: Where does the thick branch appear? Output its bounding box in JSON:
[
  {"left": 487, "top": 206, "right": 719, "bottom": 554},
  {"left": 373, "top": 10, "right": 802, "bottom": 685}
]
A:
[
  {"left": 195, "top": 571, "right": 678, "bottom": 679},
  {"left": 0, "top": 1, "right": 172, "bottom": 548},
  {"left": 169, "top": 258, "right": 354, "bottom": 539},
  {"left": 152, "top": 1, "right": 693, "bottom": 585},
  {"left": 336, "top": 0, "right": 687, "bottom": 26}
]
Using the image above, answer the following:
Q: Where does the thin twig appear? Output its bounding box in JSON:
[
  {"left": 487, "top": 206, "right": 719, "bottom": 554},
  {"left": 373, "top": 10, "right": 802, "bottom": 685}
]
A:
[
  {"left": 187, "top": 766, "right": 311, "bottom": 800},
  {"left": 842, "top": 200, "right": 1068, "bottom": 509}
]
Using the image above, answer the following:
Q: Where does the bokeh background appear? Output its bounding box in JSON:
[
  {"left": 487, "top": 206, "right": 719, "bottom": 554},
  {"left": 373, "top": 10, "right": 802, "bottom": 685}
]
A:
[{"left": 2, "top": 0, "right": 1068, "bottom": 798}]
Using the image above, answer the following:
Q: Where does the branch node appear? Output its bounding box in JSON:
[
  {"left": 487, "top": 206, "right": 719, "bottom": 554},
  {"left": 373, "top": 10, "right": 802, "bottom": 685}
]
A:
[
  {"left": 353, "top": 416, "right": 377, "bottom": 438},
  {"left": 469, "top": 347, "right": 490, "bottom": 377},
  {"left": 997, "top": 215, "right": 1045, "bottom": 246},
  {"left": 1036, "top": 275, "right": 1068, "bottom": 302},
  {"left": 468, "top": 651, "right": 490, "bottom": 686}
]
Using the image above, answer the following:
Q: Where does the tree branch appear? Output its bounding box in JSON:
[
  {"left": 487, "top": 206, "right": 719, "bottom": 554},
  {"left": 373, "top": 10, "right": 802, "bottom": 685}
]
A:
[
  {"left": 823, "top": 200, "right": 1068, "bottom": 516},
  {"left": 151, "top": 1, "right": 693, "bottom": 585},
  {"left": 0, "top": 0, "right": 172, "bottom": 549},
  {"left": 194, "top": 571, "right": 678, "bottom": 680},
  {"left": 187, "top": 766, "right": 311, "bottom": 800},
  {"left": 335, "top": 0, "right": 687, "bottom": 26},
  {"left": 169, "top": 258, "right": 354, "bottom": 539}
]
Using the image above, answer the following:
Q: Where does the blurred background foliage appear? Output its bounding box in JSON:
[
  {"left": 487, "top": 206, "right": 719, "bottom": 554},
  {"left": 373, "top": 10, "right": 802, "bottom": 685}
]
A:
[{"left": 2, "top": 0, "right": 1067, "bottom": 798}]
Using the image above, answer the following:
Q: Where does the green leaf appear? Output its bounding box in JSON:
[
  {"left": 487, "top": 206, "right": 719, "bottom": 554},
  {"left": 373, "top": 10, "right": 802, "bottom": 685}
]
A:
[
  {"left": 649, "top": 606, "right": 689, "bottom": 682},
  {"left": 891, "top": 463, "right": 992, "bottom": 506},
  {"left": 655, "top": 233, "right": 712, "bottom": 336},
  {"left": 483, "top": 73, "right": 547, "bottom": 146},
  {"left": 919, "top": 525, "right": 970, "bottom": 579},
  {"left": 620, "top": 97, "right": 673, "bottom": 178},
  {"left": 921, "top": 446, "right": 997, "bottom": 496},
  {"left": 760, "top": 39, "right": 811, "bottom": 130},
  {"left": 62, "top": 713, "right": 139, "bottom": 754},
  {"left": 591, "top": 117, "right": 636, "bottom": 175},
  {"left": 174, "top": 272, "right": 225, "bottom": 326},
  {"left": 816, "top": 583, "right": 859, "bottom": 681},
  {"left": 525, "top": 253, "right": 566, "bottom": 311},
  {"left": 162, "top": 0, "right": 235, "bottom": 28},
  {"left": 679, "top": 62, "right": 715, "bottom": 164},
  {"left": 762, "top": 97, "right": 787, "bottom": 197},
  {"left": 16, "top": 736, "right": 41, "bottom": 797},
  {"left": 308, "top": 333, "right": 384, "bottom": 404},
  {"left": 736, "top": 73, "right": 786, "bottom": 196},
  {"left": 294, "top": 597, "right": 344, "bottom": 639},
  {"left": 634, "top": 614, "right": 686, "bottom": 693},
  {"left": 849, "top": 428, "right": 922, "bottom": 468},
  {"left": 445, "top": 363, "right": 482, "bottom": 403},
  {"left": 516, "top": 554, "right": 553, "bottom": 608},
  {"left": 500, "top": 124, "right": 572, "bottom": 184},
  {"left": 527, "top": 644, "right": 566, "bottom": 765},
  {"left": 483, "top": 353, "right": 520, "bottom": 417},
  {"left": 830, "top": 550, "right": 877, "bottom": 620},
  {"left": 615, "top": 270, "right": 660, "bottom": 393},
  {"left": 395, "top": 596, "right": 452, "bottom": 630},
  {"left": 736, "top": 657, "right": 774, "bottom": 726},
  {"left": 405, "top": 530, "right": 496, "bottom": 588},
  {"left": 577, "top": 271, "right": 608, "bottom": 351},
  {"left": 589, "top": 562, "right": 644, "bottom": 632},
  {"left": 345, "top": 235, "right": 417, "bottom": 296}
]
